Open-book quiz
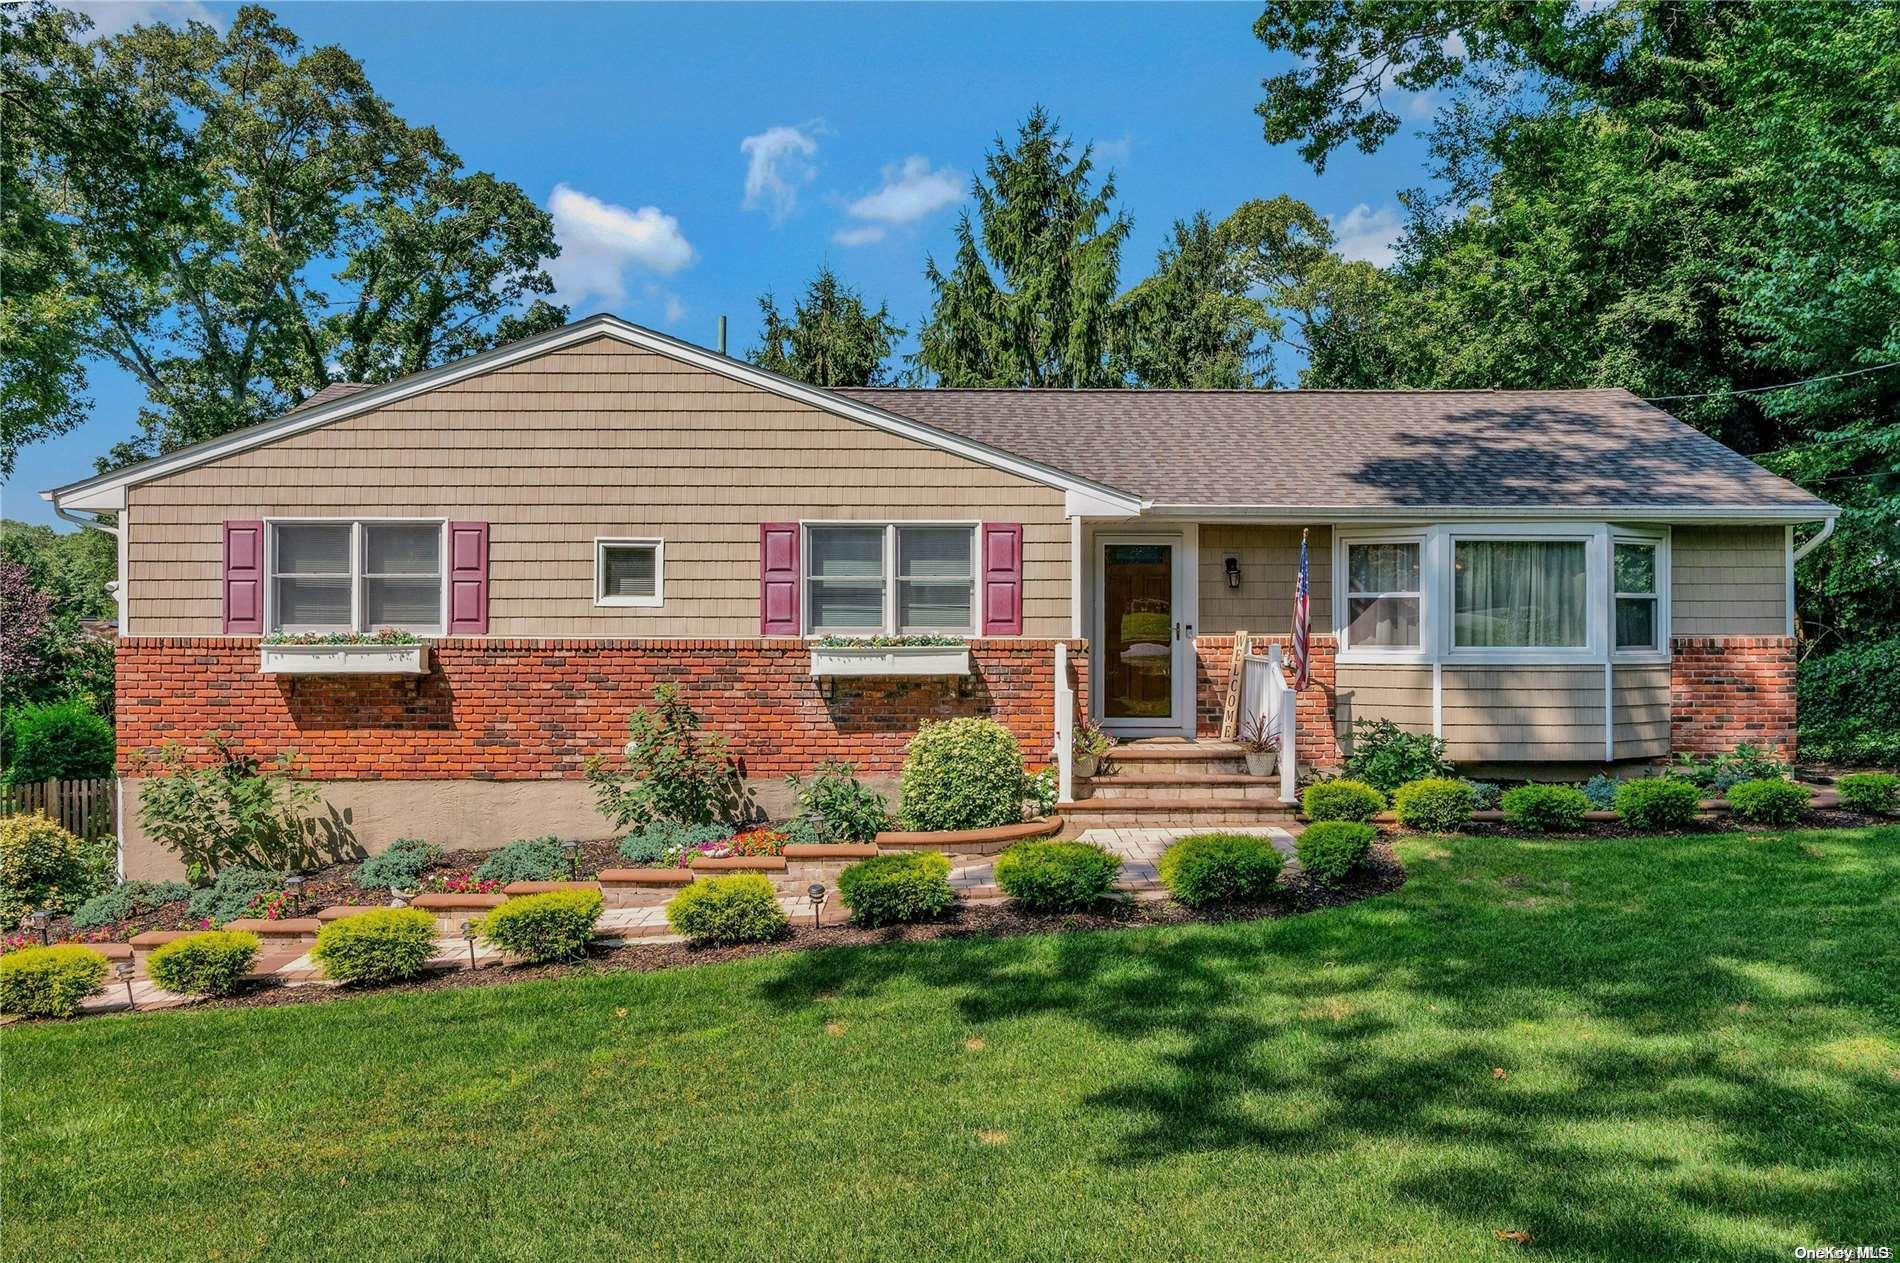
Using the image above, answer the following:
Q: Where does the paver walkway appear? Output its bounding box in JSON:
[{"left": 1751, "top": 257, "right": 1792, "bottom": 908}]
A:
[{"left": 75, "top": 826, "right": 1299, "bottom": 1015}]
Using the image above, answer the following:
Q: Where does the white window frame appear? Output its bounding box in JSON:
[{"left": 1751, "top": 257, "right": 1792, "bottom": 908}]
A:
[
  {"left": 1334, "top": 531, "right": 1429, "bottom": 663},
  {"left": 1443, "top": 524, "right": 1603, "bottom": 666},
  {"left": 799, "top": 521, "right": 979, "bottom": 638},
  {"left": 593, "top": 537, "right": 665, "bottom": 608},
  {"left": 1610, "top": 529, "right": 1671, "bottom": 663},
  {"left": 264, "top": 517, "right": 448, "bottom": 637}
]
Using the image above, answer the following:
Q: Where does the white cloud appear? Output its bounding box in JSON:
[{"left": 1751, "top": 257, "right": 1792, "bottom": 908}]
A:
[
  {"left": 663, "top": 293, "right": 686, "bottom": 325},
  {"left": 1093, "top": 134, "right": 1134, "bottom": 165},
  {"left": 831, "top": 156, "right": 962, "bottom": 246},
  {"left": 65, "top": 0, "right": 217, "bottom": 37},
  {"left": 543, "top": 183, "right": 694, "bottom": 309},
  {"left": 1330, "top": 203, "right": 1403, "bottom": 268},
  {"left": 740, "top": 125, "right": 820, "bottom": 222},
  {"left": 831, "top": 224, "right": 888, "bottom": 247}
]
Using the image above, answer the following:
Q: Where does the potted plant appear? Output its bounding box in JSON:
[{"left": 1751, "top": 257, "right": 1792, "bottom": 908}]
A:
[
  {"left": 1237, "top": 715, "right": 1280, "bottom": 777},
  {"left": 1073, "top": 718, "right": 1114, "bottom": 778}
]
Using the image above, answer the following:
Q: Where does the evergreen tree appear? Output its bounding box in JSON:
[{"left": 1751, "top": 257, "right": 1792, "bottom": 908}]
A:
[
  {"left": 747, "top": 266, "right": 903, "bottom": 387},
  {"left": 1111, "top": 212, "right": 1269, "bottom": 389}
]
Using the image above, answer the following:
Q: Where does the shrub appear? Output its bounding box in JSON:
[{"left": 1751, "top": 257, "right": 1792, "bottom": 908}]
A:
[
  {"left": 1, "top": 700, "right": 115, "bottom": 784},
  {"left": 311, "top": 908, "right": 439, "bottom": 985},
  {"left": 72, "top": 879, "right": 192, "bottom": 931},
  {"left": 1343, "top": 718, "right": 1453, "bottom": 794},
  {"left": 1024, "top": 766, "right": 1058, "bottom": 818},
  {"left": 186, "top": 867, "right": 283, "bottom": 926},
  {"left": 836, "top": 852, "right": 955, "bottom": 927},
  {"left": 145, "top": 930, "right": 259, "bottom": 996},
  {"left": 0, "top": 812, "right": 107, "bottom": 929},
  {"left": 783, "top": 761, "right": 891, "bottom": 843},
  {"left": 993, "top": 840, "right": 1121, "bottom": 912},
  {"left": 665, "top": 874, "right": 788, "bottom": 946},
  {"left": 1296, "top": 822, "right": 1377, "bottom": 885},
  {"left": 586, "top": 685, "right": 741, "bottom": 831},
  {"left": 134, "top": 737, "right": 320, "bottom": 874},
  {"left": 1726, "top": 778, "right": 1811, "bottom": 825},
  {"left": 1669, "top": 743, "right": 1793, "bottom": 792},
  {"left": 899, "top": 718, "right": 1026, "bottom": 832},
  {"left": 473, "top": 836, "right": 572, "bottom": 883},
  {"left": 1392, "top": 778, "right": 1475, "bottom": 833},
  {"left": 1500, "top": 784, "right": 1591, "bottom": 833},
  {"left": 1798, "top": 638, "right": 1900, "bottom": 767},
  {"left": 1301, "top": 779, "right": 1386, "bottom": 824},
  {"left": 1836, "top": 772, "right": 1900, "bottom": 814},
  {"left": 1614, "top": 778, "right": 1704, "bottom": 830},
  {"left": 1461, "top": 779, "right": 1502, "bottom": 810},
  {"left": 353, "top": 838, "right": 443, "bottom": 892},
  {"left": 1157, "top": 833, "right": 1284, "bottom": 907},
  {"left": 479, "top": 889, "right": 604, "bottom": 963},
  {"left": 619, "top": 820, "right": 731, "bottom": 866},
  {"left": 0, "top": 944, "right": 109, "bottom": 1017},
  {"left": 1580, "top": 774, "right": 1621, "bottom": 811}
]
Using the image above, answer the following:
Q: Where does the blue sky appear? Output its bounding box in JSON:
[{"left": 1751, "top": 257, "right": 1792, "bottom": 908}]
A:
[{"left": 6, "top": 0, "right": 1440, "bottom": 529}]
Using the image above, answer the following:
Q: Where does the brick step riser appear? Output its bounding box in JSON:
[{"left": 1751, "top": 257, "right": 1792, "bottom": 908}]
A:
[
  {"left": 1060, "top": 810, "right": 1295, "bottom": 834},
  {"left": 1079, "top": 783, "right": 1286, "bottom": 802},
  {"left": 1105, "top": 759, "right": 1255, "bottom": 777}
]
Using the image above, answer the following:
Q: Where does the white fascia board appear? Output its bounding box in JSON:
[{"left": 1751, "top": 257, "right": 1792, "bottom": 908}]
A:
[
  {"left": 44, "top": 314, "right": 1144, "bottom": 517},
  {"left": 42, "top": 484, "right": 126, "bottom": 512},
  {"left": 1143, "top": 503, "right": 1840, "bottom": 525}
]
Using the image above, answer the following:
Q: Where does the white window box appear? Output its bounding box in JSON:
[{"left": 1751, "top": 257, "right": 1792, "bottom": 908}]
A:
[
  {"left": 260, "top": 643, "right": 428, "bottom": 675},
  {"left": 809, "top": 645, "right": 971, "bottom": 678}
]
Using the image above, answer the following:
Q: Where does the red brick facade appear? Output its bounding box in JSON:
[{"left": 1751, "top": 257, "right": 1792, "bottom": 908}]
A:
[
  {"left": 117, "top": 638, "right": 1088, "bottom": 780},
  {"left": 1669, "top": 635, "right": 1798, "bottom": 759},
  {"left": 1193, "top": 634, "right": 1342, "bottom": 764}
]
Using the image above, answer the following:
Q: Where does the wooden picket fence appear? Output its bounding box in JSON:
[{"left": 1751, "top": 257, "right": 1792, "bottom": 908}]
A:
[{"left": 1, "top": 777, "right": 114, "bottom": 839}]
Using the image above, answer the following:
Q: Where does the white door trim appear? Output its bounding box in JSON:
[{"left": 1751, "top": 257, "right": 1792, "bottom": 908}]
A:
[{"left": 1093, "top": 532, "right": 1194, "bottom": 737}]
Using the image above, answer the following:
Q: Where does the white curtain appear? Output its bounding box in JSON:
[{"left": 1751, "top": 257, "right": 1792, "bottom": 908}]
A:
[{"left": 1454, "top": 540, "right": 1588, "bottom": 647}]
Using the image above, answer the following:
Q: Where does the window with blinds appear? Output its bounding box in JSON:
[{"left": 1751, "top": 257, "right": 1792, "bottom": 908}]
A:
[{"left": 595, "top": 539, "right": 664, "bottom": 607}]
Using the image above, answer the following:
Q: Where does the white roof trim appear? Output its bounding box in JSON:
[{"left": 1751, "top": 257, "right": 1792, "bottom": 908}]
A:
[
  {"left": 1142, "top": 503, "right": 1839, "bottom": 525},
  {"left": 44, "top": 314, "right": 1145, "bottom": 516}
]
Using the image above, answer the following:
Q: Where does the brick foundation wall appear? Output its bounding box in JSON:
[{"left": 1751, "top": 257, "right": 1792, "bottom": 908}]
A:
[
  {"left": 1193, "top": 634, "right": 1341, "bottom": 765},
  {"left": 117, "top": 638, "right": 1088, "bottom": 781},
  {"left": 1670, "top": 635, "right": 1797, "bottom": 759}
]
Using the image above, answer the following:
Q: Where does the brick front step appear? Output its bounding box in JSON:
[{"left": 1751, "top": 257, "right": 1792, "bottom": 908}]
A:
[
  {"left": 1078, "top": 773, "right": 1287, "bottom": 802},
  {"left": 1057, "top": 796, "right": 1298, "bottom": 833},
  {"left": 1105, "top": 743, "right": 1253, "bottom": 778}
]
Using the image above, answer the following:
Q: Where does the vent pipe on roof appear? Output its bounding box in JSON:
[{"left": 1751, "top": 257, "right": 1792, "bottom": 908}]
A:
[{"left": 716, "top": 315, "right": 727, "bottom": 356}]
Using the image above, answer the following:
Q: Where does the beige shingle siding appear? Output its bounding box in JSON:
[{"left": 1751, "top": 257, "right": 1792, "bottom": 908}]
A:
[
  {"left": 1441, "top": 665, "right": 1605, "bottom": 762},
  {"left": 1334, "top": 664, "right": 1433, "bottom": 737},
  {"left": 1196, "top": 525, "right": 1334, "bottom": 635},
  {"left": 1611, "top": 664, "right": 1671, "bottom": 757},
  {"left": 124, "top": 337, "right": 1071, "bottom": 637},
  {"left": 1671, "top": 525, "right": 1786, "bottom": 635}
]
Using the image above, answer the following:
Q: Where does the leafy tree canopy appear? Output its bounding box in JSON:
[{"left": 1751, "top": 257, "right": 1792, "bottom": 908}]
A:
[{"left": 747, "top": 265, "right": 904, "bottom": 387}]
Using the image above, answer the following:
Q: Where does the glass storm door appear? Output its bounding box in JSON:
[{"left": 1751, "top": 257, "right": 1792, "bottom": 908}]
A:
[{"left": 1098, "top": 539, "right": 1183, "bottom": 733}]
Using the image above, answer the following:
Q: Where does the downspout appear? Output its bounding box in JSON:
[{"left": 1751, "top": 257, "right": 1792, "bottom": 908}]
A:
[
  {"left": 51, "top": 503, "right": 126, "bottom": 879},
  {"left": 1791, "top": 517, "right": 1836, "bottom": 563}
]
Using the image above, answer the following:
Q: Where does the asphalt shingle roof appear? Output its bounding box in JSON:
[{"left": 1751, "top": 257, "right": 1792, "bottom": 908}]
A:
[{"left": 836, "top": 386, "right": 1831, "bottom": 511}]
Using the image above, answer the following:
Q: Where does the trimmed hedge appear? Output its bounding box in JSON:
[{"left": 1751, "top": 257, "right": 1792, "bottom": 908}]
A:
[
  {"left": 480, "top": 889, "right": 603, "bottom": 963},
  {"left": 898, "top": 718, "right": 1026, "bottom": 832},
  {"left": 1500, "top": 784, "right": 1591, "bottom": 833},
  {"left": 1157, "top": 833, "right": 1283, "bottom": 907},
  {"left": 1392, "top": 778, "right": 1475, "bottom": 833},
  {"left": 993, "top": 840, "right": 1121, "bottom": 912},
  {"left": 353, "top": 838, "right": 443, "bottom": 892},
  {"left": 1296, "top": 822, "right": 1376, "bottom": 885},
  {"left": 1613, "top": 778, "right": 1704, "bottom": 831},
  {"left": 0, "top": 812, "right": 108, "bottom": 930},
  {"left": 312, "top": 908, "right": 439, "bottom": 984},
  {"left": 1, "top": 700, "right": 115, "bottom": 785},
  {"left": 1726, "top": 778, "right": 1811, "bottom": 825},
  {"left": 837, "top": 852, "right": 955, "bottom": 927},
  {"left": 666, "top": 874, "right": 788, "bottom": 946},
  {"left": 1301, "top": 779, "right": 1386, "bottom": 824},
  {"left": 0, "top": 944, "right": 109, "bottom": 1017},
  {"left": 145, "top": 930, "right": 260, "bottom": 996},
  {"left": 1837, "top": 772, "right": 1899, "bottom": 814}
]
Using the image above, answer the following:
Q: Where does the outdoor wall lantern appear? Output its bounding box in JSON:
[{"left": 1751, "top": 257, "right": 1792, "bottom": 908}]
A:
[
  {"left": 1225, "top": 555, "right": 1242, "bottom": 589},
  {"left": 806, "top": 883, "right": 827, "bottom": 929},
  {"left": 460, "top": 918, "right": 479, "bottom": 970}
]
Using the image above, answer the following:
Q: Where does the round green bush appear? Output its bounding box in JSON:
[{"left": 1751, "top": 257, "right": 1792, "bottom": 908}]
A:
[
  {"left": 0, "top": 944, "right": 109, "bottom": 1017},
  {"left": 473, "top": 836, "right": 572, "bottom": 883},
  {"left": 1301, "top": 779, "right": 1386, "bottom": 824},
  {"left": 1500, "top": 784, "right": 1591, "bottom": 833},
  {"left": 666, "top": 874, "right": 788, "bottom": 946},
  {"left": 1, "top": 700, "right": 115, "bottom": 784},
  {"left": 1836, "top": 772, "right": 1899, "bottom": 815},
  {"left": 479, "top": 888, "right": 603, "bottom": 962},
  {"left": 72, "top": 879, "right": 192, "bottom": 931},
  {"left": 145, "top": 930, "right": 260, "bottom": 996},
  {"left": 836, "top": 851, "right": 955, "bottom": 927},
  {"left": 0, "top": 812, "right": 110, "bottom": 930},
  {"left": 1725, "top": 778, "right": 1811, "bottom": 825},
  {"left": 353, "top": 838, "right": 443, "bottom": 892},
  {"left": 312, "top": 907, "right": 439, "bottom": 984},
  {"left": 1157, "top": 833, "right": 1284, "bottom": 908},
  {"left": 1392, "top": 778, "right": 1476, "bottom": 833},
  {"left": 1295, "top": 821, "right": 1377, "bottom": 885},
  {"left": 993, "top": 840, "right": 1121, "bottom": 912},
  {"left": 1613, "top": 778, "right": 1704, "bottom": 831},
  {"left": 898, "top": 718, "right": 1026, "bottom": 832}
]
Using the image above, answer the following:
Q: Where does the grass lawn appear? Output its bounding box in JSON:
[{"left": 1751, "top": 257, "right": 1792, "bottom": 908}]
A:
[{"left": 5, "top": 828, "right": 1897, "bottom": 1262}]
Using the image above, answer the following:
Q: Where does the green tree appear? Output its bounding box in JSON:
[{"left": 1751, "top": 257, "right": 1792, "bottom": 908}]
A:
[
  {"left": 0, "top": 521, "right": 117, "bottom": 716},
  {"left": 747, "top": 265, "right": 903, "bottom": 387},
  {"left": 1111, "top": 211, "right": 1269, "bottom": 389},
  {"left": 914, "top": 107, "right": 1130, "bottom": 387}
]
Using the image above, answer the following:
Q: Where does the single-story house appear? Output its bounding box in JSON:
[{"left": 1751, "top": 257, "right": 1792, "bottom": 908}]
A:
[{"left": 45, "top": 314, "right": 1838, "bottom": 877}]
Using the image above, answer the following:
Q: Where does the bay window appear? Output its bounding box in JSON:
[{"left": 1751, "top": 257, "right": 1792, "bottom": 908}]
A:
[
  {"left": 269, "top": 520, "right": 444, "bottom": 634},
  {"left": 1613, "top": 539, "right": 1660, "bottom": 652},
  {"left": 805, "top": 523, "right": 975, "bottom": 636},
  {"left": 1452, "top": 539, "right": 1588, "bottom": 648}
]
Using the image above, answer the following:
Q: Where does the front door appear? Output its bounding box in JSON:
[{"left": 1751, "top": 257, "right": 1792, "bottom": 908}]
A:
[{"left": 1096, "top": 537, "right": 1188, "bottom": 735}]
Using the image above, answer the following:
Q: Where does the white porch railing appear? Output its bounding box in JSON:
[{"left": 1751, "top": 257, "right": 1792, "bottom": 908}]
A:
[
  {"left": 1239, "top": 644, "right": 1299, "bottom": 804},
  {"left": 1053, "top": 641, "right": 1075, "bottom": 804}
]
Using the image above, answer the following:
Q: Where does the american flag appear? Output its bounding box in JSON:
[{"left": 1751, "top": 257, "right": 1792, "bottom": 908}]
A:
[{"left": 1292, "top": 528, "right": 1311, "bottom": 691}]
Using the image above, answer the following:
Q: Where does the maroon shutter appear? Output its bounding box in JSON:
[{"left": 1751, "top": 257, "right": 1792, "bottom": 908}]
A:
[
  {"left": 447, "top": 521, "right": 489, "bottom": 635},
  {"left": 222, "top": 520, "right": 265, "bottom": 634},
  {"left": 760, "top": 522, "right": 800, "bottom": 636},
  {"left": 981, "top": 522, "right": 1023, "bottom": 636}
]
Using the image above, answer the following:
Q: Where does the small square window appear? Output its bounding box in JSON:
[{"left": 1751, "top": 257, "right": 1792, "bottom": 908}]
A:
[{"left": 596, "top": 539, "right": 663, "bottom": 607}]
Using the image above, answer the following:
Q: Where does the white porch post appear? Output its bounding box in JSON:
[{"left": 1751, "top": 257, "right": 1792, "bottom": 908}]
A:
[{"left": 1054, "top": 642, "right": 1075, "bottom": 804}]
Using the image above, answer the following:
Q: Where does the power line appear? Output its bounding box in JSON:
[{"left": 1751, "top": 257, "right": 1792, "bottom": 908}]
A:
[{"left": 1642, "top": 360, "right": 1900, "bottom": 402}]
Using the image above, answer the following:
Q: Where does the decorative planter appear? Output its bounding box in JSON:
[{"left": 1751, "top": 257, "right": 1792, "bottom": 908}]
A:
[
  {"left": 260, "top": 643, "right": 428, "bottom": 675},
  {"left": 1075, "top": 753, "right": 1100, "bottom": 778},
  {"left": 1244, "top": 751, "right": 1274, "bottom": 777},
  {"left": 809, "top": 645, "right": 971, "bottom": 678}
]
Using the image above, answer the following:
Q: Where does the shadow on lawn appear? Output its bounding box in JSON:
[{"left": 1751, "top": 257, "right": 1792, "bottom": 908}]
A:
[{"left": 756, "top": 829, "right": 1900, "bottom": 1256}]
